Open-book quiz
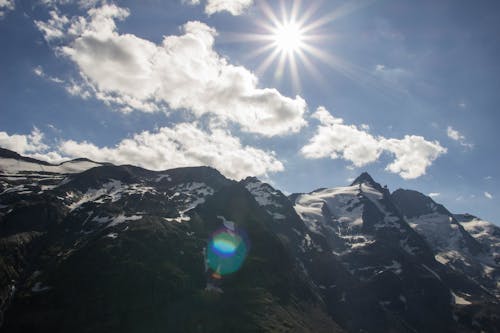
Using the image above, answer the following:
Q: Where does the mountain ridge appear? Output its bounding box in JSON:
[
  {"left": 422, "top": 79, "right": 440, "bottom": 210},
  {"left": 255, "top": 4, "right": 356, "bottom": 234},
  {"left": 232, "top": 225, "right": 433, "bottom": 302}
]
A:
[{"left": 1, "top": 147, "right": 499, "bottom": 332}]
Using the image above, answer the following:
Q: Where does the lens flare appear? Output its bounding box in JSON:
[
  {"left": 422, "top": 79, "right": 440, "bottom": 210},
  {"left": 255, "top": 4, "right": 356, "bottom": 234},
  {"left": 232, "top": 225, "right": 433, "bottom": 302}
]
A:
[{"left": 207, "top": 227, "right": 249, "bottom": 276}]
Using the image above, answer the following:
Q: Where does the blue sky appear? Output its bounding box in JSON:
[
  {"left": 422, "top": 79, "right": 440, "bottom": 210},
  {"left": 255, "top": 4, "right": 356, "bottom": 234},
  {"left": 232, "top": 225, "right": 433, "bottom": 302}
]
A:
[{"left": 0, "top": 0, "right": 499, "bottom": 223}]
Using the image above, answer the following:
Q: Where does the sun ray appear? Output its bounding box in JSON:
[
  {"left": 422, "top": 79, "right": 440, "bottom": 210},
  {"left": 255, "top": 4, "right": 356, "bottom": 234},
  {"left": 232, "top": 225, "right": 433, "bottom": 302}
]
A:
[
  {"left": 274, "top": 50, "right": 288, "bottom": 80},
  {"left": 288, "top": 51, "right": 301, "bottom": 93},
  {"left": 243, "top": 43, "right": 277, "bottom": 62},
  {"left": 259, "top": 0, "right": 281, "bottom": 27},
  {"left": 301, "top": 0, "right": 375, "bottom": 34},
  {"left": 221, "top": 0, "right": 379, "bottom": 95},
  {"left": 256, "top": 48, "right": 281, "bottom": 76}
]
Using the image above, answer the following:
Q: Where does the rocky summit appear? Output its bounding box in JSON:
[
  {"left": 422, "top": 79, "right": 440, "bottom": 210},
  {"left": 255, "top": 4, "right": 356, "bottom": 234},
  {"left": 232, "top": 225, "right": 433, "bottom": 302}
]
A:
[{"left": 0, "top": 148, "right": 498, "bottom": 332}]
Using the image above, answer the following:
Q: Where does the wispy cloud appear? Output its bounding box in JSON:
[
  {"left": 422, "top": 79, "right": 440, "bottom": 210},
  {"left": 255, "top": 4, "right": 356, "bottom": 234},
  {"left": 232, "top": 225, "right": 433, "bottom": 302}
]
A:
[
  {"left": 447, "top": 126, "right": 473, "bottom": 149},
  {"left": 33, "top": 66, "right": 64, "bottom": 83},
  {"left": 428, "top": 192, "right": 440, "bottom": 198},
  {"left": 484, "top": 192, "right": 493, "bottom": 199}
]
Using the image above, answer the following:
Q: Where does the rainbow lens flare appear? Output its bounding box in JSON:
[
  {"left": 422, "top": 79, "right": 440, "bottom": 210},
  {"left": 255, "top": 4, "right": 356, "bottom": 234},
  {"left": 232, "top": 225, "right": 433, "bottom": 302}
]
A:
[{"left": 207, "top": 228, "right": 249, "bottom": 276}]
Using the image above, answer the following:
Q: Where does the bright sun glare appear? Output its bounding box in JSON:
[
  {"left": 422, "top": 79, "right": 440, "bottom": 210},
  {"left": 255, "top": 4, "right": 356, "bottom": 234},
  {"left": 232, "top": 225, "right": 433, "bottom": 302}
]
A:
[
  {"left": 234, "top": 0, "right": 379, "bottom": 94},
  {"left": 273, "top": 22, "right": 304, "bottom": 54}
]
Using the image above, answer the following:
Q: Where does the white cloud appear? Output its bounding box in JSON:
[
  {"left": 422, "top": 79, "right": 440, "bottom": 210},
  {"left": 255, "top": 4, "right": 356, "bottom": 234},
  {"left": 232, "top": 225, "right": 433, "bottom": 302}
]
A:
[
  {"left": 0, "top": 126, "right": 284, "bottom": 179},
  {"left": 301, "top": 107, "right": 382, "bottom": 167},
  {"left": 205, "top": 0, "right": 253, "bottom": 15},
  {"left": 447, "top": 126, "right": 473, "bottom": 149},
  {"left": 35, "top": 10, "right": 70, "bottom": 41},
  {"left": 446, "top": 126, "right": 463, "bottom": 141},
  {"left": 428, "top": 192, "right": 440, "bottom": 198},
  {"left": 484, "top": 192, "right": 493, "bottom": 200},
  {"left": 35, "top": 4, "right": 306, "bottom": 137},
  {"left": 0, "top": 0, "right": 14, "bottom": 18},
  {"left": 0, "top": 128, "right": 48, "bottom": 154},
  {"left": 301, "top": 107, "right": 447, "bottom": 179},
  {"left": 58, "top": 123, "right": 284, "bottom": 180},
  {"left": 381, "top": 135, "right": 447, "bottom": 179}
]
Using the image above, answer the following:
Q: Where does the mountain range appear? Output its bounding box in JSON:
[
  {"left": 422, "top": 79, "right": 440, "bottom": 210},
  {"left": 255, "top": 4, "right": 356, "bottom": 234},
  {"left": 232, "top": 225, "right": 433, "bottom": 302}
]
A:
[{"left": 0, "top": 147, "right": 498, "bottom": 332}]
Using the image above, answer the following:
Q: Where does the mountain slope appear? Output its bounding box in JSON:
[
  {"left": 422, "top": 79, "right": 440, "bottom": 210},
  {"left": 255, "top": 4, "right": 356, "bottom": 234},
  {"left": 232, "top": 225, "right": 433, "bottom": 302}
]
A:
[
  {"left": 1, "top": 148, "right": 499, "bottom": 332},
  {"left": 0, "top": 148, "right": 342, "bottom": 332},
  {"left": 392, "top": 189, "right": 499, "bottom": 299}
]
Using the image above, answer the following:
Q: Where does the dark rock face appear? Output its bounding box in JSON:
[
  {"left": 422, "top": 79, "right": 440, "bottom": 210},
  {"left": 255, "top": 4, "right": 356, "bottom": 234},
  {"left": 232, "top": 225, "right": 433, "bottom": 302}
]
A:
[{"left": 0, "top": 149, "right": 499, "bottom": 332}]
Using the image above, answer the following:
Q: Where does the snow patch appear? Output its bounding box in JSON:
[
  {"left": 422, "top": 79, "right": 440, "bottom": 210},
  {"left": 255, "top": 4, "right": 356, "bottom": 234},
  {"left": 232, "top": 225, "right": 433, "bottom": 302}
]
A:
[
  {"left": 451, "top": 292, "right": 472, "bottom": 305},
  {"left": 244, "top": 179, "right": 282, "bottom": 208}
]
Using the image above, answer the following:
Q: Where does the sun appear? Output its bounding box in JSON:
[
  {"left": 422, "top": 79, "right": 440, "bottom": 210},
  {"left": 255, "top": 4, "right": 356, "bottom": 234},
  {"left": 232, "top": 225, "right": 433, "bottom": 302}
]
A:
[
  {"left": 229, "top": 0, "right": 376, "bottom": 94},
  {"left": 273, "top": 21, "right": 304, "bottom": 54},
  {"left": 234, "top": 0, "right": 330, "bottom": 92}
]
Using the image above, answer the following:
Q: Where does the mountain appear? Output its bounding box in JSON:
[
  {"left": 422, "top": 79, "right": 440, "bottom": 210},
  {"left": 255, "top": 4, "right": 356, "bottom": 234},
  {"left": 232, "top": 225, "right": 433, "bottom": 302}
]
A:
[
  {"left": 1, "top": 148, "right": 499, "bottom": 332},
  {"left": 391, "top": 190, "right": 499, "bottom": 298}
]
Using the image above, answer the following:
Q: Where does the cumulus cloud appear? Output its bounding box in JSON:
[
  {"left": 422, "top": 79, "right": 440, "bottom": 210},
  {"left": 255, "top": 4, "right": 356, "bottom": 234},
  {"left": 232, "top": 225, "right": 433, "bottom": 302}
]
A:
[
  {"left": 205, "top": 0, "right": 253, "bottom": 15},
  {"left": 447, "top": 126, "right": 473, "bottom": 149},
  {"left": 301, "top": 107, "right": 381, "bottom": 167},
  {"left": 0, "top": 125, "right": 284, "bottom": 179},
  {"left": 484, "top": 192, "right": 493, "bottom": 200},
  {"left": 301, "top": 107, "right": 447, "bottom": 179},
  {"left": 34, "top": 4, "right": 306, "bottom": 136},
  {"left": 58, "top": 123, "right": 284, "bottom": 180},
  {"left": 381, "top": 135, "right": 447, "bottom": 179},
  {"left": 0, "top": 0, "right": 15, "bottom": 18},
  {"left": 0, "top": 128, "right": 49, "bottom": 154}
]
